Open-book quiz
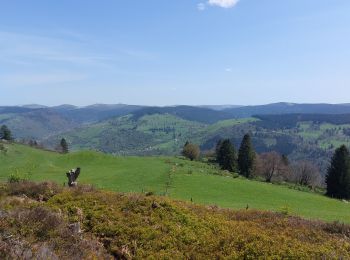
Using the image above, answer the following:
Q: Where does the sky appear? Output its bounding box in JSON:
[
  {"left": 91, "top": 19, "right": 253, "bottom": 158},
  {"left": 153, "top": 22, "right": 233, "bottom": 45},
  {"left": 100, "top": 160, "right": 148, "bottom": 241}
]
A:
[{"left": 1, "top": 0, "right": 350, "bottom": 106}]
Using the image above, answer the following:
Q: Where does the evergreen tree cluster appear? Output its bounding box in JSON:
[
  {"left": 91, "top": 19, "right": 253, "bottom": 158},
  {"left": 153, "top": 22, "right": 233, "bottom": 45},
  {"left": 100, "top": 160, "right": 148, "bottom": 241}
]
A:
[
  {"left": 0, "top": 125, "right": 13, "bottom": 141},
  {"left": 326, "top": 145, "right": 350, "bottom": 199},
  {"left": 216, "top": 134, "right": 256, "bottom": 178}
]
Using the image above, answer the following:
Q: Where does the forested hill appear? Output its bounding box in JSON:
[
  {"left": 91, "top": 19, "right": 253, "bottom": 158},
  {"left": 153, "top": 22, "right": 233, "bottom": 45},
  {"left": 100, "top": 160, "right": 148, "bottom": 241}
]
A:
[
  {"left": 254, "top": 114, "right": 350, "bottom": 129},
  {"left": 131, "top": 106, "right": 234, "bottom": 124},
  {"left": 223, "top": 103, "right": 350, "bottom": 118}
]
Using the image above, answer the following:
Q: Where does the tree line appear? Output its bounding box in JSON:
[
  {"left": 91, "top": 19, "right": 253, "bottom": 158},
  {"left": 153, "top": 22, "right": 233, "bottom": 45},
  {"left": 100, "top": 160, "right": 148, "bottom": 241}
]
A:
[{"left": 183, "top": 134, "right": 350, "bottom": 200}]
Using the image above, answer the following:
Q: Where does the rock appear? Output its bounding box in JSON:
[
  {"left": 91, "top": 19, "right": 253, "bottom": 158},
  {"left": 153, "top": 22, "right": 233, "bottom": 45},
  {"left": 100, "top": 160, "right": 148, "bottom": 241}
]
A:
[
  {"left": 36, "top": 244, "right": 58, "bottom": 260},
  {"left": 151, "top": 201, "right": 160, "bottom": 209},
  {"left": 68, "top": 222, "right": 82, "bottom": 234}
]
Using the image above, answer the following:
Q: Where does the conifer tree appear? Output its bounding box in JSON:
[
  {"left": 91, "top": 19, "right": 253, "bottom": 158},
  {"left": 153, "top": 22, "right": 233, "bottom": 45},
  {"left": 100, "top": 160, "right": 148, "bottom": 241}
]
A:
[
  {"left": 238, "top": 134, "right": 255, "bottom": 178},
  {"left": 0, "top": 125, "right": 13, "bottom": 141},
  {"left": 60, "top": 138, "right": 69, "bottom": 154},
  {"left": 326, "top": 145, "right": 350, "bottom": 199},
  {"left": 216, "top": 139, "right": 237, "bottom": 172}
]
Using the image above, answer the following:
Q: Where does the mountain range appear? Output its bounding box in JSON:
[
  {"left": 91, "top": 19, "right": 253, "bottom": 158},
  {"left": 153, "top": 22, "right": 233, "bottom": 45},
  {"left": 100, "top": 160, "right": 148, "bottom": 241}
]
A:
[{"left": 2, "top": 102, "right": 350, "bottom": 175}]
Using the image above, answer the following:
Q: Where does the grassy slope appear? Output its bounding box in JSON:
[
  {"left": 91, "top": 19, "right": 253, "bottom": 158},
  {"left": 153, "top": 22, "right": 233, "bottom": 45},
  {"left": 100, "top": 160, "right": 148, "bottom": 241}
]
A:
[{"left": 0, "top": 143, "right": 349, "bottom": 223}]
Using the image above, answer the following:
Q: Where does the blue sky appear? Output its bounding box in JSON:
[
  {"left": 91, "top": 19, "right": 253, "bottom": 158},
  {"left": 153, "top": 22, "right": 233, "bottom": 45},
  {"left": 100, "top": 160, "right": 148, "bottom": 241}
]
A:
[{"left": 1, "top": 0, "right": 350, "bottom": 106}]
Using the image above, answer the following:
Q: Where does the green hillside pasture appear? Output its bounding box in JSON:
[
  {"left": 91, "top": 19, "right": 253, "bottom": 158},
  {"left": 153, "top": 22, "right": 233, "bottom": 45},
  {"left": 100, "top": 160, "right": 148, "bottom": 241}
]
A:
[
  {"left": 0, "top": 143, "right": 349, "bottom": 223},
  {"left": 205, "top": 117, "right": 258, "bottom": 135},
  {"left": 297, "top": 122, "right": 350, "bottom": 148},
  {"left": 0, "top": 143, "right": 169, "bottom": 193}
]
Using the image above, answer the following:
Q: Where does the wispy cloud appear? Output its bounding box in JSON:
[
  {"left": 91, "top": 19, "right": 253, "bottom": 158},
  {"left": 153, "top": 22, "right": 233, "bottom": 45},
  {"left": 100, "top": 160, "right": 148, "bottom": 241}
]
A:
[
  {"left": 0, "top": 30, "right": 158, "bottom": 88},
  {"left": 0, "top": 72, "right": 87, "bottom": 87},
  {"left": 197, "top": 3, "right": 206, "bottom": 11},
  {"left": 208, "top": 0, "right": 240, "bottom": 8},
  {"left": 197, "top": 0, "right": 240, "bottom": 10},
  {"left": 0, "top": 31, "right": 110, "bottom": 67}
]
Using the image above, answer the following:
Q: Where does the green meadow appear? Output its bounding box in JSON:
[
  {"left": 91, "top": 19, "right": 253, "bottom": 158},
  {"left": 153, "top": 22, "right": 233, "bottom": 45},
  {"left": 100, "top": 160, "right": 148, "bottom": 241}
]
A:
[{"left": 0, "top": 143, "right": 349, "bottom": 223}]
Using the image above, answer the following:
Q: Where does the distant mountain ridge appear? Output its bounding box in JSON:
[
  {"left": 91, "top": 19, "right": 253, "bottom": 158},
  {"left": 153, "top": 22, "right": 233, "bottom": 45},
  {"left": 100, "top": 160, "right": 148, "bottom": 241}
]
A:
[
  {"left": 2, "top": 102, "right": 350, "bottom": 141},
  {"left": 223, "top": 102, "right": 350, "bottom": 118}
]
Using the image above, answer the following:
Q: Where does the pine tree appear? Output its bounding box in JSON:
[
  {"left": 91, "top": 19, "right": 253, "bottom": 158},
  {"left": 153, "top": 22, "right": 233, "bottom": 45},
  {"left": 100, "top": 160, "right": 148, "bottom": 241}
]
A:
[
  {"left": 238, "top": 134, "right": 256, "bottom": 178},
  {"left": 60, "top": 138, "right": 69, "bottom": 154},
  {"left": 281, "top": 154, "right": 289, "bottom": 166},
  {"left": 216, "top": 139, "right": 237, "bottom": 172},
  {"left": 326, "top": 145, "right": 350, "bottom": 199},
  {"left": 0, "top": 125, "right": 13, "bottom": 141}
]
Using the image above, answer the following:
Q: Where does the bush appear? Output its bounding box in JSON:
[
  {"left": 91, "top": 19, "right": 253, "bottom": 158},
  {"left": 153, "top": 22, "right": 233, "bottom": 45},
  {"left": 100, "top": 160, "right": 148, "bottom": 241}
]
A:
[
  {"left": 0, "top": 143, "right": 7, "bottom": 154},
  {"left": 182, "top": 142, "right": 200, "bottom": 161},
  {"left": 0, "top": 206, "right": 109, "bottom": 259},
  {"left": 7, "top": 181, "right": 62, "bottom": 201},
  {"left": 7, "top": 172, "right": 28, "bottom": 183}
]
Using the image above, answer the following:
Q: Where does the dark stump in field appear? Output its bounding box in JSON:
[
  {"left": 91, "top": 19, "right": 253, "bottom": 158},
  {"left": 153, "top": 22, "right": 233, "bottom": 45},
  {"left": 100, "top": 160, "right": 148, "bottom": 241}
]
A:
[{"left": 66, "top": 167, "right": 81, "bottom": 187}]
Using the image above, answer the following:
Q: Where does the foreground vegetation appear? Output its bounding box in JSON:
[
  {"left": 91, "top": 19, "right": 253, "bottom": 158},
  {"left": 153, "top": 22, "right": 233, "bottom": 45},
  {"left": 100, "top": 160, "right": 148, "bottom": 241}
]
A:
[
  {"left": 1, "top": 143, "right": 349, "bottom": 223},
  {"left": 1, "top": 181, "right": 350, "bottom": 259}
]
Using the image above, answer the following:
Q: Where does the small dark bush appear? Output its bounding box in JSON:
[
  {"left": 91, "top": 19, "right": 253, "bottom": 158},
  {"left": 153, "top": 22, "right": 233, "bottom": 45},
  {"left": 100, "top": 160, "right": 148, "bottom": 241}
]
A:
[
  {"left": 7, "top": 181, "right": 62, "bottom": 201},
  {"left": 71, "top": 184, "right": 96, "bottom": 196},
  {"left": 323, "top": 221, "right": 350, "bottom": 237}
]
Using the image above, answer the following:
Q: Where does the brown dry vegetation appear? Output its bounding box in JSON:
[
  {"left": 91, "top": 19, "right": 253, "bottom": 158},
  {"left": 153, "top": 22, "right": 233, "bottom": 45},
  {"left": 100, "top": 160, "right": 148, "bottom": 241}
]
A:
[{"left": 0, "top": 181, "right": 349, "bottom": 259}]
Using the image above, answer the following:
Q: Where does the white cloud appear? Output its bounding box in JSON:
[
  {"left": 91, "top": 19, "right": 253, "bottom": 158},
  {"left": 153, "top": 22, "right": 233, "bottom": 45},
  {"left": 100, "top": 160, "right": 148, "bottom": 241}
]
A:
[
  {"left": 225, "top": 68, "right": 232, "bottom": 72},
  {"left": 197, "top": 3, "right": 206, "bottom": 11},
  {"left": 208, "top": 0, "right": 239, "bottom": 8}
]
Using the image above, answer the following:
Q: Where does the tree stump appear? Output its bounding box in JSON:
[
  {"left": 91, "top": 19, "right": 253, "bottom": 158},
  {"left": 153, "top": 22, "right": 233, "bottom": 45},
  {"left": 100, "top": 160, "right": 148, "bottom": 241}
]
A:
[{"left": 66, "top": 167, "right": 81, "bottom": 187}]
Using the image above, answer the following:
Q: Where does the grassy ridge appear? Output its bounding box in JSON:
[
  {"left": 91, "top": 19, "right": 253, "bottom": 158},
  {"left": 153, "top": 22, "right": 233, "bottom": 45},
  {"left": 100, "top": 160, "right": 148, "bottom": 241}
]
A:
[{"left": 0, "top": 143, "right": 349, "bottom": 223}]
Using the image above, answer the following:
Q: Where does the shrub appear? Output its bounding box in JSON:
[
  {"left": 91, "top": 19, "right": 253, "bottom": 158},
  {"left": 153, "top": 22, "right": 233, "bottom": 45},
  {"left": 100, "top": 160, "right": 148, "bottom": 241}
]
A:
[
  {"left": 7, "top": 181, "right": 62, "bottom": 201},
  {"left": 7, "top": 172, "right": 28, "bottom": 183},
  {"left": 1, "top": 206, "right": 109, "bottom": 258},
  {"left": 0, "top": 143, "right": 7, "bottom": 154},
  {"left": 182, "top": 142, "right": 200, "bottom": 161}
]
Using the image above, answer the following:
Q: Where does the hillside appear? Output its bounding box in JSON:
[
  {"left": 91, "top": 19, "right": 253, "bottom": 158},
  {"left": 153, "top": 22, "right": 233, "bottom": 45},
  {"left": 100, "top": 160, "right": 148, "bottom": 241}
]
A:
[
  {"left": 0, "top": 143, "right": 349, "bottom": 223},
  {"left": 43, "top": 114, "right": 258, "bottom": 155},
  {"left": 43, "top": 112, "right": 350, "bottom": 175},
  {"left": 223, "top": 102, "right": 350, "bottom": 118},
  {"left": 131, "top": 105, "right": 234, "bottom": 124},
  {"left": 1, "top": 182, "right": 349, "bottom": 259},
  {"left": 0, "top": 109, "right": 78, "bottom": 139},
  {"left": 3, "top": 104, "right": 350, "bottom": 175},
  {"left": 4, "top": 102, "right": 350, "bottom": 140}
]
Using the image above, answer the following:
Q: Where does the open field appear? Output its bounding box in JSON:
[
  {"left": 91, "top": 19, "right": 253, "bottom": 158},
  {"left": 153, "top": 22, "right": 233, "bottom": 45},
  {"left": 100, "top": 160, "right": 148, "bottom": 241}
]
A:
[{"left": 0, "top": 143, "right": 349, "bottom": 223}]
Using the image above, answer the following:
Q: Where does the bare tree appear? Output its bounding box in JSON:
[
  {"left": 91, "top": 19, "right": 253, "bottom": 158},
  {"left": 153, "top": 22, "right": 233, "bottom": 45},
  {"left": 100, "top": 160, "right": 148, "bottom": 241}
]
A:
[
  {"left": 291, "top": 161, "right": 321, "bottom": 188},
  {"left": 257, "top": 152, "right": 288, "bottom": 182}
]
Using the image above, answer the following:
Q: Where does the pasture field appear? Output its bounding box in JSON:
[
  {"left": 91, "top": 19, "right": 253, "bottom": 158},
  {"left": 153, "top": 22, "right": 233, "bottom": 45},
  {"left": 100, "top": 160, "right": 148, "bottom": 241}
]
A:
[{"left": 0, "top": 143, "right": 349, "bottom": 223}]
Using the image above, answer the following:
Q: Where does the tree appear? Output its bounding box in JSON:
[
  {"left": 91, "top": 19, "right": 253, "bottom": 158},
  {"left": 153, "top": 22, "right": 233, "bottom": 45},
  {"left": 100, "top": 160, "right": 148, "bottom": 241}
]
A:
[
  {"left": 0, "top": 125, "right": 13, "bottom": 141},
  {"left": 216, "top": 139, "right": 237, "bottom": 172},
  {"left": 182, "top": 142, "right": 200, "bottom": 161},
  {"left": 292, "top": 161, "right": 320, "bottom": 188},
  {"left": 326, "top": 145, "right": 350, "bottom": 199},
  {"left": 60, "top": 138, "right": 69, "bottom": 154},
  {"left": 281, "top": 154, "right": 289, "bottom": 166},
  {"left": 238, "top": 134, "right": 255, "bottom": 178},
  {"left": 258, "top": 151, "right": 286, "bottom": 182}
]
